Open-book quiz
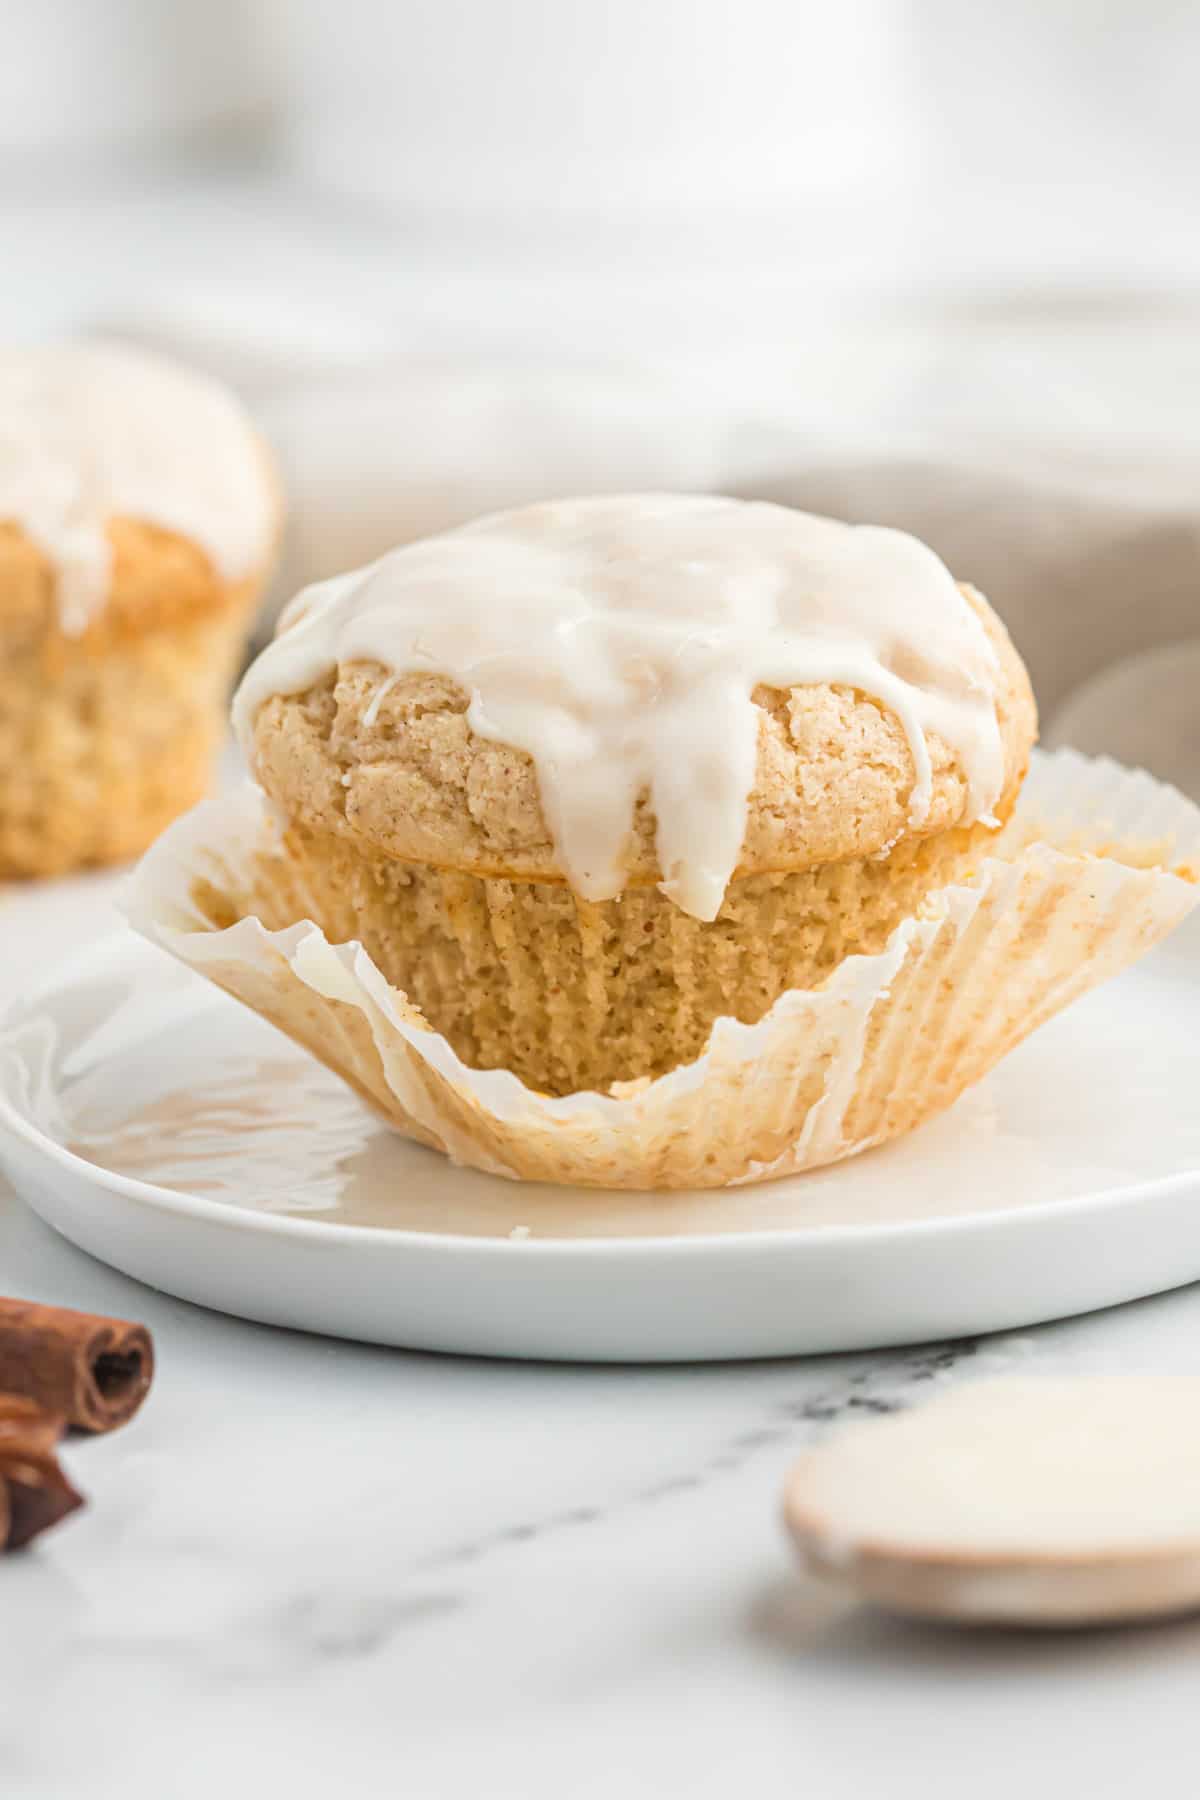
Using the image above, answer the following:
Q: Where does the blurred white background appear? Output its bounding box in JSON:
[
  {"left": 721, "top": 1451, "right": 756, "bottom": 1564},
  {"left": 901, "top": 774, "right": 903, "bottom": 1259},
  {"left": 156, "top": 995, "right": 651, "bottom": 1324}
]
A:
[{"left": 5, "top": 0, "right": 1200, "bottom": 371}]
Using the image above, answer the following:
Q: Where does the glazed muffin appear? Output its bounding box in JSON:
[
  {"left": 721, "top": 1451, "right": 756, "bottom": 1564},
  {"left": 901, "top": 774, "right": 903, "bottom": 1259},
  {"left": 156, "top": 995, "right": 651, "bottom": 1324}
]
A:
[
  {"left": 0, "top": 343, "right": 278, "bottom": 877},
  {"left": 130, "top": 495, "right": 1198, "bottom": 1189},
  {"left": 233, "top": 495, "right": 1036, "bottom": 1097}
]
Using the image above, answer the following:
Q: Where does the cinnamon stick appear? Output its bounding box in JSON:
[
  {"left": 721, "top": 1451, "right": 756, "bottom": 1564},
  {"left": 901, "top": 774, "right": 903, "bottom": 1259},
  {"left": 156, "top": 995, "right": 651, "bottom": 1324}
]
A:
[
  {"left": 0, "top": 1297, "right": 154, "bottom": 1433},
  {"left": 0, "top": 1397, "right": 83, "bottom": 1549}
]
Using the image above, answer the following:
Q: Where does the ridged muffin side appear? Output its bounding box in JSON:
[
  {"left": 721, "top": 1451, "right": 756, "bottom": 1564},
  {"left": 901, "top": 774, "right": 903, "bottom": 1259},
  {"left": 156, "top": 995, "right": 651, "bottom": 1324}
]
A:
[{"left": 260, "top": 816, "right": 1006, "bottom": 1095}]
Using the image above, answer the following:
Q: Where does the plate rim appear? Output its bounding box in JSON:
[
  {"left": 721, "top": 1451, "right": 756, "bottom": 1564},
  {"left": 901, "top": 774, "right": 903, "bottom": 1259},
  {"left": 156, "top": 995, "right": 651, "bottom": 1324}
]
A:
[{"left": 2, "top": 927, "right": 1198, "bottom": 1261}]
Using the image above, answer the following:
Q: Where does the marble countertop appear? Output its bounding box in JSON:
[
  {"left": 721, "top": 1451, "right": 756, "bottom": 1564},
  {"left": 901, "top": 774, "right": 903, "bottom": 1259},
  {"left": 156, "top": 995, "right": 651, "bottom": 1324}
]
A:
[{"left": 2, "top": 874, "right": 1200, "bottom": 1800}]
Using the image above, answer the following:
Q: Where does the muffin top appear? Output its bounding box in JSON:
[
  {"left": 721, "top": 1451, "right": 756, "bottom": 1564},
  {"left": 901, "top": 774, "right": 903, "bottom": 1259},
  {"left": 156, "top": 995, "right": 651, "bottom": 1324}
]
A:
[
  {"left": 236, "top": 495, "right": 1036, "bottom": 921},
  {"left": 0, "top": 342, "right": 278, "bottom": 634}
]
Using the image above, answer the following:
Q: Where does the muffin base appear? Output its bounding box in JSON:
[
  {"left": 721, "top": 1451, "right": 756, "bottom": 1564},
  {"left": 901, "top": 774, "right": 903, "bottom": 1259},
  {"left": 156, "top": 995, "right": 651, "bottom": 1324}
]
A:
[{"left": 264, "top": 822, "right": 1003, "bottom": 1096}]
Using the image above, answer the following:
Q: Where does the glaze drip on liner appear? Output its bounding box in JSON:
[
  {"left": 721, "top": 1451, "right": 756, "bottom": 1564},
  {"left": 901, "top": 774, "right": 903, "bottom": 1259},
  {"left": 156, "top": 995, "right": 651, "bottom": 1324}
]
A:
[
  {"left": 0, "top": 343, "right": 276, "bottom": 633},
  {"left": 233, "top": 494, "right": 1006, "bottom": 923}
]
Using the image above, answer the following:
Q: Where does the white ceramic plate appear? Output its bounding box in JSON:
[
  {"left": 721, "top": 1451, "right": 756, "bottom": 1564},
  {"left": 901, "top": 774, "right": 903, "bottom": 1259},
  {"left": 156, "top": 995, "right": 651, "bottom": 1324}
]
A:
[{"left": 1, "top": 926, "right": 1199, "bottom": 1361}]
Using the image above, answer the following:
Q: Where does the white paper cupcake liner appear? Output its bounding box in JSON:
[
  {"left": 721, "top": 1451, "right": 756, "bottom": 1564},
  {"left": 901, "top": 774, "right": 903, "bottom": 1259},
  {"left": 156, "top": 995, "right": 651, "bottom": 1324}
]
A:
[{"left": 123, "top": 750, "right": 1200, "bottom": 1190}]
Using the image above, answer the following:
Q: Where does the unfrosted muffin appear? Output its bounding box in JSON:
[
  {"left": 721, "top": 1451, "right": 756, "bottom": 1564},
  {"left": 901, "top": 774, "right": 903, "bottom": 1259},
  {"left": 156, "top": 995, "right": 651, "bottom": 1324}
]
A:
[
  {"left": 0, "top": 343, "right": 278, "bottom": 877},
  {"left": 234, "top": 495, "right": 1036, "bottom": 1097}
]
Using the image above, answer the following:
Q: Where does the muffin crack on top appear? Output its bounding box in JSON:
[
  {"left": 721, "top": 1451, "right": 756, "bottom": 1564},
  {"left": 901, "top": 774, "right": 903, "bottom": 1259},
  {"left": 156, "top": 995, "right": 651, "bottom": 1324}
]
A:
[{"left": 234, "top": 495, "right": 1037, "bottom": 1097}]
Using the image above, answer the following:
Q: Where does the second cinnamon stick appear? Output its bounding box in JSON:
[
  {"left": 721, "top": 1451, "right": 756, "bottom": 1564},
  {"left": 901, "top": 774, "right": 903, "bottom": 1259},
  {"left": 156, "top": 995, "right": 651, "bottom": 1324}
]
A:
[{"left": 0, "top": 1396, "right": 84, "bottom": 1548}]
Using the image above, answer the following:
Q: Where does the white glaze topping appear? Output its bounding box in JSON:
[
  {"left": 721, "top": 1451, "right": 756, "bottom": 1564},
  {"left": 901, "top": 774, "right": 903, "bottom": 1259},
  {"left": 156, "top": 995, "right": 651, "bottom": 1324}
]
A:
[
  {"left": 0, "top": 342, "right": 276, "bottom": 632},
  {"left": 234, "top": 494, "right": 1005, "bottom": 921}
]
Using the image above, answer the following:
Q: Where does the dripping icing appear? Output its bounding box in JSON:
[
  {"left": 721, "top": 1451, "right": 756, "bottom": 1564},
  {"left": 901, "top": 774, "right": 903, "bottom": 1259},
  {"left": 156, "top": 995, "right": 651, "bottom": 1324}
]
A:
[
  {"left": 0, "top": 342, "right": 276, "bottom": 632},
  {"left": 234, "top": 495, "right": 1005, "bottom": 922}
]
